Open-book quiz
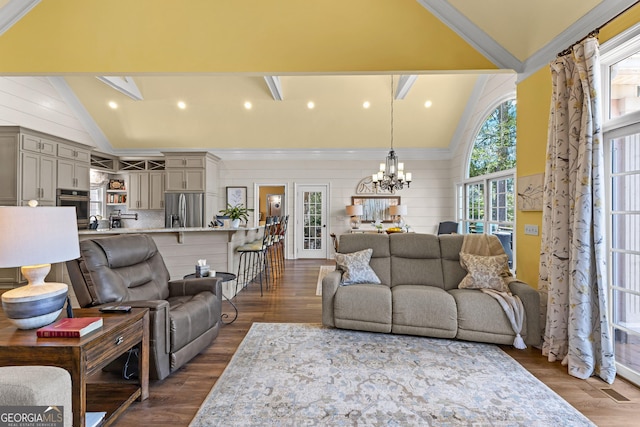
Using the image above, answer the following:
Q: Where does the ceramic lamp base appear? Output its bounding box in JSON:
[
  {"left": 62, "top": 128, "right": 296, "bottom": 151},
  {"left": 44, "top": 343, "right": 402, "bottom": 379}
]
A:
[{"left": 1, "top": 282, "right": 68, "bottom": 329}]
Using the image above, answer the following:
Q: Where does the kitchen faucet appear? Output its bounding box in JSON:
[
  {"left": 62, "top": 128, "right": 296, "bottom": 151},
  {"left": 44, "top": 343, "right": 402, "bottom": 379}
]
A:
[{"left": 88, "top": 215, "right": 99, "bottom": 230}]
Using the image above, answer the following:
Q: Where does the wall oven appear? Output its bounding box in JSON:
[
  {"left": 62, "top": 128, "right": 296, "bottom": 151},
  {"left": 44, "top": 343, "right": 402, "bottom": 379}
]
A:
[{"left": 56, "top": 189, "right": 90, "bottom": 229}]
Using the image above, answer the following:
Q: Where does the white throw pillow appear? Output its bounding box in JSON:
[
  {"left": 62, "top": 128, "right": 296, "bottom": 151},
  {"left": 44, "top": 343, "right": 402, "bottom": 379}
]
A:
[
  {"left": 458, "top": 252, "right": 509, "bottom": 292},
  {"left": 335, "top": 248, "right": 381, "bottom": 285}
]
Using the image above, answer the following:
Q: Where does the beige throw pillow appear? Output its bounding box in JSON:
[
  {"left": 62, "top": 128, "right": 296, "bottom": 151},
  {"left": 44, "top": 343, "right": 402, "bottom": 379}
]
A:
[
  {"left": 335, "top": 248, "right": 381, "bottom": 285},
  {"left": 458, "top": 252, "right": 509, "bottom": 292}
]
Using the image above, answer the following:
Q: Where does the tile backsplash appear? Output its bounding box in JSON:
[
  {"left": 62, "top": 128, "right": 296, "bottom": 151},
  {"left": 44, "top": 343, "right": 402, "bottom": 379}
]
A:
[{"left": 104, "top": 206, "right": 165, "bottom": 229}]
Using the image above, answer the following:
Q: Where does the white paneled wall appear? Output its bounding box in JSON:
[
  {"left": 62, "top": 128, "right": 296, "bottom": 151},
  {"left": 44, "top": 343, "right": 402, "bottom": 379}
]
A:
[
  {"left": 219, "top": 158, "right": 456, "bottom": 258},
  {"left": 0, "top": 76, "right": 94, "bottom": 146}
]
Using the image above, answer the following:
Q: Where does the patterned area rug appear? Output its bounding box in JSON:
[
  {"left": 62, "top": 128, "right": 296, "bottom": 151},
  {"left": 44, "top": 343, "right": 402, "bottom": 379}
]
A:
[
  {"left": 315, "top": 265, "right": 335, "bottom": 296},
  {"left": 190, "top": 323, "right": 595, "bottom": 427}
]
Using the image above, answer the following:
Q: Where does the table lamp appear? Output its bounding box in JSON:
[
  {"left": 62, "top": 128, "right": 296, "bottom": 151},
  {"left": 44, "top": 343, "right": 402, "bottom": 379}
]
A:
[
  {"left": 389, "top": 205, "right": 407, "bottom": 228},
  {"left": 345, "top": 205, "right": 363, "bottom": 229},
  {"left": 0, "top": 205, "right": 80, "bottom": 329}
]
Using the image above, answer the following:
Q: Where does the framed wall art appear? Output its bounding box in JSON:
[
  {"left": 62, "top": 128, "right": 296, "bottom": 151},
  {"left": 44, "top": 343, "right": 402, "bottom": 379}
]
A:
[
  {"left": 517, "top": 173, "right": 544, "bottom": 211},
  {"left": 226, "top": 186, "right": 247, "bottom": 207}
]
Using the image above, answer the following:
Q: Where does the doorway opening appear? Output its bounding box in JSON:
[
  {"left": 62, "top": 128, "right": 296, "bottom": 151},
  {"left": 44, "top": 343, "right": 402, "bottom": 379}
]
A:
[{"left": 255, "top": 184, "right": 286, "bottom": 225}]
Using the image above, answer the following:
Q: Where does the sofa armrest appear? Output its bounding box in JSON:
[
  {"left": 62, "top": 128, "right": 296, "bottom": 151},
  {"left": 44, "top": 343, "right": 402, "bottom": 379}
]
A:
[
  {"left": 508, "top": 281, "right": 541, "bottom": 347},
  {"left": 168, "top": 277, "right": 222, "bottom": 300},
  {"left": 322, "top": 270, "right": 342, "bottom": 327}
]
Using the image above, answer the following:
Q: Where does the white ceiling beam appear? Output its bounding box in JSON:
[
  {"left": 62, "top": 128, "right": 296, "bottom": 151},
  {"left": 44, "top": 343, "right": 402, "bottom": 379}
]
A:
[
  {"left": 48, "top": 77, "right": 114, "bottom": 154},
  {"left": 417, "top": 0, "right": 523, "bottom": 72},
  {"left": 520, "top": 0, "right": 640, "bottom": 80},
  {"left": 395, "top": 75, "right": 418, "bottom": 100},
  {"left": 96, "top": 76, "right": 144, "bottom": 101},
  {"left": 264, "top": 76, "right": 283, "bottom": 100},
  {"left": 0, "top": 0, "right": 41, "bottom": 37}
]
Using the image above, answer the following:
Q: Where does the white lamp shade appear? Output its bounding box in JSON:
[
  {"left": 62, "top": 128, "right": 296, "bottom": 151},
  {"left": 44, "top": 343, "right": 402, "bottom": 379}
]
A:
[
  {"left": 389, "top": 205, "right": 407, "bottom": 216},
  {"left": 345, "top": 205, "right": 363, "bottom": 216},
  {"left": 0, "top": 206, "right": 80, "bottom": 268}
]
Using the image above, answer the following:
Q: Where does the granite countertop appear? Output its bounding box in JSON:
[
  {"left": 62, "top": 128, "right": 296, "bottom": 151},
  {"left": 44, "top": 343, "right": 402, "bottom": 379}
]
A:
[{"left": 79, "top": 226, "right": 259, "bottom": 235}]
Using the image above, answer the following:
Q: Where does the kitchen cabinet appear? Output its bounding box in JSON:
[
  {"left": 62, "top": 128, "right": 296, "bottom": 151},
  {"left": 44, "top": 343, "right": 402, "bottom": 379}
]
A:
[
  {"left": 128, "top": 172, "right": 149, "bottom": 210},
  {"left": 57, "top": 143, "right": 90, "bottom": 163},
  {"left": 119, "top": 158, "right": 165, "bottom": 171},
  {"left": 0, "top": 126, "right": 93, "bottom": 288},
  {"left": 21, "top": 151, "right": 56, "bottom": 205},
  {"left": 57, "top": 158, "right": 90, "bottom": 191},
  {"left": 57, "top": 142, "right": 90, "bottom": 191},
  {"left": 21, "top": 134, "right": 56, "bottom": 156},
  {"left": 127, "top": 171, "right": 165, "bottom": 210},
  {"left": 149, "top": 171, "right": 165, "bottom": 210},
  {"left": 165, "top": 169, "right": 205, "bottom": 192},
  {"left": 163, "top": 152, "right": 220, "bottom": 222},
  {"left": 90, "top": 152, "right": 118, "bottom": 172},
  {"left": 165, "top": 156, "right": 206, "bottom": 169},
  {"left": 1, "top": 128, "right": 94, "bottom": 204}
]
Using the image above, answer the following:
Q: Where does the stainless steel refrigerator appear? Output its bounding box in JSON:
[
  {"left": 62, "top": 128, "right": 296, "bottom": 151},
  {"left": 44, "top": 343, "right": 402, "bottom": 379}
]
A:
[{"left": 164, "top": 192, "right": 205, "bottom": 228}]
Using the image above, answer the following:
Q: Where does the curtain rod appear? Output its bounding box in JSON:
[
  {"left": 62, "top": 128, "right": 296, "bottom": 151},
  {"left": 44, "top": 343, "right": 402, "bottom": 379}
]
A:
[{"left": 557, "top": 0, "right": 640, "bottom": 57}]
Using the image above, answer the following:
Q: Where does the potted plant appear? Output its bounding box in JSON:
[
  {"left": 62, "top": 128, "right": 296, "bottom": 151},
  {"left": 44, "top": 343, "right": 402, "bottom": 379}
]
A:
[{"left": 219, "top": 204, "right": 253, "bottom": 228}]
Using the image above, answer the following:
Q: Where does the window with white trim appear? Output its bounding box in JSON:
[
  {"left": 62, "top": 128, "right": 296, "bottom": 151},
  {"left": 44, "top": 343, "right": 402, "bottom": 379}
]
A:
[
  {"left": 89, "top": 186, "right": 105, "bottom": 219},
  {"left": 457, "top": 99, "right": 516, "bottom": 267},
  {"left": 602, "top": 26, "right": 640, "bottom": 387}
]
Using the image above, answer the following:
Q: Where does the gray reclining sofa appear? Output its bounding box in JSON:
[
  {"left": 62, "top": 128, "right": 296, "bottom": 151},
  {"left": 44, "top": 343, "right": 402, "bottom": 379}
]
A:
[{"left": 322, "top": 233, "right": 540, "bottom": 347}]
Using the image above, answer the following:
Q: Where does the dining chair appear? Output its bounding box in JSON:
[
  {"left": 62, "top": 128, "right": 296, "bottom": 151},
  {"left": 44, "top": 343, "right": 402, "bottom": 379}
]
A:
[{"left": 437, "top": 221, "right": 459, "bottom": 235}]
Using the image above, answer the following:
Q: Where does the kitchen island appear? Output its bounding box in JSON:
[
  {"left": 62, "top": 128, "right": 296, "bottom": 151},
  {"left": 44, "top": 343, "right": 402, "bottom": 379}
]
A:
[{"left": 77, "top": 226, "right": 263, "bottom": 300}]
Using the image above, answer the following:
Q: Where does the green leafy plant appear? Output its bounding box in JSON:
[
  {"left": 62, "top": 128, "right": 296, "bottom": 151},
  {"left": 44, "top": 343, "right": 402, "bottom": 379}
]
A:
[{"left": 219, "top": 203, "right": 253, "bottom": 223}]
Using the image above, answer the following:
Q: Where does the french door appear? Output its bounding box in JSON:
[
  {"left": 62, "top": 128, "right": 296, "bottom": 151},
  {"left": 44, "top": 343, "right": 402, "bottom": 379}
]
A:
[
  {"left": 606, "top": 123, "right": 640, "bottom": 386},
  {"left": 295, "top": 184, "right": 328, "bottom": 259}
]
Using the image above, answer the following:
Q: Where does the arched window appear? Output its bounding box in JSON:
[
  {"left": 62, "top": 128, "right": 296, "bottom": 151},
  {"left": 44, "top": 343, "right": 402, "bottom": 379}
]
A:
[
  {"left": 457, "top": 99, "right": 516, "bottom": 266},
  {"left": 469, "top": 100, "right": 516, "bottom": 177}
]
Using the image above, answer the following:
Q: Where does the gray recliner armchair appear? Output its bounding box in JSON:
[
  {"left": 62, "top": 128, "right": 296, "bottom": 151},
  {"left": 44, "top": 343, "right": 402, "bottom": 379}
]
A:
[{"left": 66, "top": 233, "right": 222, "bottom": 380}]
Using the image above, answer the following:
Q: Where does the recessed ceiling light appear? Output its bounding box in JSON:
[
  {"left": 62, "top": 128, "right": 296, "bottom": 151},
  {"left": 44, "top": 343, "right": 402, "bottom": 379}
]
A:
[
  {"left": 108, "top": 101, "right": 118, "bottom": 109},
  {"left": 363, "top": 101, "right": 371, "bottom": 109},
  {"left": 177, "top": 101, "right": 187, "bottom": 109},
  {"left": 307, "top": 101, "right": 315, "bottom": 109},
  {"left": 424, "top": 100, "right": 433, "bottom": 108},
  {"left": 244, "top": 101, "right": 252, "bottom": 110}
]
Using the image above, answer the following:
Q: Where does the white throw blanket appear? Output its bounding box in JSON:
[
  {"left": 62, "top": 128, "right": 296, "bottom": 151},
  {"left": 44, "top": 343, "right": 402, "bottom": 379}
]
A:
[{"left": 461, "top": 234, "right": 526, "bottom": 349}]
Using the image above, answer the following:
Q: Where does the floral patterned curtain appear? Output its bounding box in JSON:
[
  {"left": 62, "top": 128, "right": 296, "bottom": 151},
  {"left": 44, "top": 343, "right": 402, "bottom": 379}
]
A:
[{"left": 538, "top": 36, "right": 616, "bottom": 383}]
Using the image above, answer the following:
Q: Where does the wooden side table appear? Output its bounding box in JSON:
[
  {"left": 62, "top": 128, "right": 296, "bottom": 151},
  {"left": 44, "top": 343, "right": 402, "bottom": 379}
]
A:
[{"left": 0, "top": 307, "right": 149, "bottom": 427}]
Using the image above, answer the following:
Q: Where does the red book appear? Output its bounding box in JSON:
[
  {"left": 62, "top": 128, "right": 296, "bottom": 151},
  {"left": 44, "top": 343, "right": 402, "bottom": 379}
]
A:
[{"left": 36, "top": 317, "right": 103, "bottom": 338}]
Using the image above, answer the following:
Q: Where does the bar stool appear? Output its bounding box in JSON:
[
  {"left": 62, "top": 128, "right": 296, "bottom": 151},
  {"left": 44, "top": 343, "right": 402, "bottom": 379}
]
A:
[
  {"left": 236, "top": 219, "right": 273, "bottom": 296},
  {"left": 263, "top": 216, "right": 280, "bottom": 284},
  {"left": 266, "top": 216, "right": 282, "bottom": 278},
  {"left": 274, "top": 215, "right": 288, "bottom": 274}
]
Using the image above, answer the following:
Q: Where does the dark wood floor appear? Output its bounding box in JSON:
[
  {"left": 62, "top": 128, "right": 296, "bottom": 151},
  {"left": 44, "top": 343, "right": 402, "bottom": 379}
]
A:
[{"left": 3, "top": 259, "right": 640, "bottom": 426}]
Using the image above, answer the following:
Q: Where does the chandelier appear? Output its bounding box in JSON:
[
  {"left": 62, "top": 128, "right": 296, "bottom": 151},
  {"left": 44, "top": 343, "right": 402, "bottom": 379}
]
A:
[{"left": 372, "top": 75, "right": 412, "bottom": 193}]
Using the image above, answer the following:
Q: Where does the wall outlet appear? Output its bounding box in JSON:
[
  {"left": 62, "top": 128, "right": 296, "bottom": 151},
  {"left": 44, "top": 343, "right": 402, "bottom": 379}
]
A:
[{"left": 524, "top": 224, "right": 539, "bottom": 236}]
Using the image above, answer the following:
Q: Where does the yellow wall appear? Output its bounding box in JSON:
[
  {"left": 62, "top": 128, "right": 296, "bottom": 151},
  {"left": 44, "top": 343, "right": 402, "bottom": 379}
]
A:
[
  {"left": 259, "top": 186, "right": 285, "bottom": 223},
  {"left": 514, "top": 3, "right": 640, "bottom": 287},
  {"left": 0, "top": 0, "right": 495, "bottom": 74},
  {"left": 515, "top": 68, "right": 551, "bottom": 286}
]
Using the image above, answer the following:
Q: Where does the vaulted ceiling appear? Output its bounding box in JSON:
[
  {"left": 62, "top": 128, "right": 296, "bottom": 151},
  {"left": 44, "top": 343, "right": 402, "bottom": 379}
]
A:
[{"left": 0, "top": 0, "right": 637, "bottom": 157}]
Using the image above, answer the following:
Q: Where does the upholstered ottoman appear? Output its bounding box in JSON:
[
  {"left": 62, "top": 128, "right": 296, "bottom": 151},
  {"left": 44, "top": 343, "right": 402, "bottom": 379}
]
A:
[{"left": 0, "top": 366, "right": 72, "bottom": 427}]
